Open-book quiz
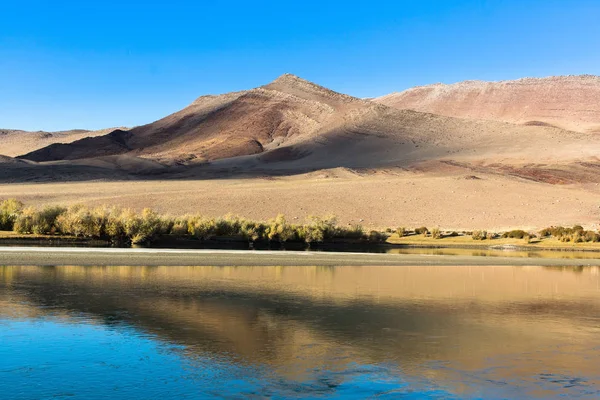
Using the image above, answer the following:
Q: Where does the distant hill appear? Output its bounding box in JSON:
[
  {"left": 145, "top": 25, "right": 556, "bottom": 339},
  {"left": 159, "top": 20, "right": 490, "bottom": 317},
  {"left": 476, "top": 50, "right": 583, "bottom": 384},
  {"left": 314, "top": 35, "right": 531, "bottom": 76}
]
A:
[
  {"left": 0, "top": 127, "right": 127, "bottom": 157},
  {"left": 374, "top": 75, "right": 600, "bottom": 133}
]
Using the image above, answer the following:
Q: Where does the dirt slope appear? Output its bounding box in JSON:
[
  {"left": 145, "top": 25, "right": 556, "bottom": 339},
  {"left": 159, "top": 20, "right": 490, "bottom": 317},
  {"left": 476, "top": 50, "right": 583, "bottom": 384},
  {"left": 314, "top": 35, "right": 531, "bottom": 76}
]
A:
[
  {"left": 0, "top": 128, "right": 126, "bottom": 157},
  {"left": 18, "top": 74, "right": 600, "bottom": 181},
  {"left": 20, "top": 74, "right": 419, "bottom": 165},
  {"left": 374, "top": 75, "right": 600, "bottom": 133}
]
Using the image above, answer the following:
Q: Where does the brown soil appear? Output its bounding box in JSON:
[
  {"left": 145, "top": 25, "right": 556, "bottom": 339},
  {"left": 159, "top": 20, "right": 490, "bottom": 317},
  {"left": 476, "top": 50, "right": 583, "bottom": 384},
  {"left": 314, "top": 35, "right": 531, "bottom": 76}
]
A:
[
  {"left": 0, "top": 127, "right": 127, "bottom": 157},
  {"left": 2, "top": 169, "right": 600, "bottom": 231},
  {"left": 375, "top": 75, "right": 600, "bottom": 133}
]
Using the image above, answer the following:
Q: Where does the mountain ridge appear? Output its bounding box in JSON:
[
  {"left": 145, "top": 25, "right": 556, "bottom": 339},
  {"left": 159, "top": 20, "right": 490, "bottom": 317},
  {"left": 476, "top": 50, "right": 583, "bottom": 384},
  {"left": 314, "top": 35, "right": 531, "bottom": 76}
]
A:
[
  {"left": 9, "top": 73, "right": 600, "bottom": 185},
  {"left": 375, "top": 75, "right": 600, "bottom": 133}
]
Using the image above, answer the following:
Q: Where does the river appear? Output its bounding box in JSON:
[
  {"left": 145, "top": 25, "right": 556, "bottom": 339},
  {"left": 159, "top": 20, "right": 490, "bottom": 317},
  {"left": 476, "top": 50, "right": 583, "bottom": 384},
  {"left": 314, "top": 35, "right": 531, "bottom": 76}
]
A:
[{"left": 1, "top": 261, "right": 599, "bottom": 398}]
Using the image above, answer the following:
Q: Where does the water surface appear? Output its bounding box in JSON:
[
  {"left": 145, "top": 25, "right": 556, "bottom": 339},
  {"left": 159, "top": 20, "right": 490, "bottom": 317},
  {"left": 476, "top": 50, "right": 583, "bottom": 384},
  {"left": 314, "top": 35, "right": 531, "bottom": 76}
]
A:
[{"left": 1, "top": 265, "right": 599, "bottom": 399}]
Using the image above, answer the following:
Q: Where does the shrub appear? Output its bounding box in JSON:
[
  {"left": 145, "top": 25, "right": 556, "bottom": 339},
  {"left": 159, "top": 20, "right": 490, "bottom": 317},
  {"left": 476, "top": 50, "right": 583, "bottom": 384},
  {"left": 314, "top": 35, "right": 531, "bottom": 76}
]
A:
[
  {"left": 299, "top": 223, "right": 325, "bottom": 243},
  {"left": 170, "top": 216, "right": 190, "bottom": 235},
  {"left": 539, "top": 225, "right": 592, "bottom": 240},
  {"left": 572, "top": 225, "right": 585, "bottom": 234},
  {"left": 472, "top": 230, "right": 486, "bottom": 240},
  {"left": 0, "top": 199, "right": 24, "bottom": 230},
  {"left": 367, "top": 230, "right": 388, "bottom": 242},
  {"left": 584, "top": 230, "right": 600, "bottom": 242},
  {"left": 431, "top": 227, "right": 441, "bottom": 239},
  {"left": 539, "top": 228, "right": 551, "bottom": 237},
  {"left": 13, "top": 207, "right": 37, "bottom": 234},
  {"left": 337, "top": 224, "right": 364, "bottom": 240},
  {"left": 266, "top": 214, "right": 296, "bottom": 242},
  {"left": 503, "top": 230, "right": 528, "bottom": 239},
  {"left": 415, "top": 227, "right": 428, "bottom": 235},
  {"left": 396, "top": 227, "right": 407, "bottom": 237},
  {"left": 188, "top": 216, "right": 215, "bottom": 240},
  {"left": 14, "top": 206, "right": 66, "bottom": 234},
  {"left": 121, "top": 208, "right": 162, "bottom": 244},
  {"left": 550, "top": 226, "right": 569, "bottom": 238},
  {"left": 55, "top": 205, "right": 102, "bottom": 237},
  {"left": 486, "top": 232, "right": 497, "bottom": 240},
  {"left": 240, "top": 220, "right": 267, "bottom": 242},
  {"left": 297, "top": 216, "right": 334, "bottom": 244}
]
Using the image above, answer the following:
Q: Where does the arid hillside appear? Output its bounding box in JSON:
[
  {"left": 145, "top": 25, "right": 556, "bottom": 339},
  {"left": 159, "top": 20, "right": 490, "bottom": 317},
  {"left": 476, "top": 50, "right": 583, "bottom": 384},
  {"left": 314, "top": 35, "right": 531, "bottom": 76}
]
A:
[
  {"left": 16, "top": 74, "right": 600, "bottom": 182},
  {"left": 4, "top": 74, "right": 600, "bottom": 229},
  {"left": 19, "top": 74, "right": 440, "bottom": 166},
  {"left": 374, "top": 75, "right": 600, "bottom": 133},
  {"left": 0, "top": 127, "right": 126, "bottom": 157}
]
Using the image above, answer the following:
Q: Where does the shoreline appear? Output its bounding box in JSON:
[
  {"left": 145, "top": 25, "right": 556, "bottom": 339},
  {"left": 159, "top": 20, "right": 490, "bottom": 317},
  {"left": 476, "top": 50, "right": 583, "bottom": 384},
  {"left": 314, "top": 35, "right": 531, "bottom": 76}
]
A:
[
  {"left": 1, "top": 246, "right": 600, "bottom": 267},
  {"left": 3, "top": 233, "right": 600, "bottom": 253}
]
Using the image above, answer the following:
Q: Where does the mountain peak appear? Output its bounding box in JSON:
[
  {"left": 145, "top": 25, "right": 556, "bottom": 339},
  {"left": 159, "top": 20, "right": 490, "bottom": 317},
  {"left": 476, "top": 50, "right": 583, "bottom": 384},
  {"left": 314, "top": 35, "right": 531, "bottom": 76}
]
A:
[
  {"left": 266, "top": 73, "right": 319, "bottom": 88},
  {"left": 263, "top": 73, "right": 358, "bottom": 104}
]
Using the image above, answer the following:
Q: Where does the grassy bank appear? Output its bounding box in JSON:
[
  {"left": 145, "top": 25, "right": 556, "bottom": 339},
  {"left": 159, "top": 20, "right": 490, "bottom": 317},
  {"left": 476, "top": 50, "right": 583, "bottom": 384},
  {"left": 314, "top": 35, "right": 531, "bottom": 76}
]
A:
[
  {"left": 2, "top": 199, "right": 600, "bottom": 251},
  {"left": 387, "top": 234, "right": 600, "bottom": 251},
  {"left": 0, "top": 199, "right": 376, "bottom": 247}
]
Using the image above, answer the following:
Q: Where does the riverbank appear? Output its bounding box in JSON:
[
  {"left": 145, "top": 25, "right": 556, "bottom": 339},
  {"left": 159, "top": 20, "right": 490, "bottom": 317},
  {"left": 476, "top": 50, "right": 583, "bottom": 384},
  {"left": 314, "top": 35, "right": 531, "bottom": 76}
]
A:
[
  {"left": 1, "top": 247, "right": 600, "bottom": 267},
  {"left": 4, "top": 230, "right": 600, "bottom": 253},
  {"left": 2, "top": 173, "right": 599, "bottom": 231},
  {"left": 387, "top": 234, "right": 600, "bottom": 252}
]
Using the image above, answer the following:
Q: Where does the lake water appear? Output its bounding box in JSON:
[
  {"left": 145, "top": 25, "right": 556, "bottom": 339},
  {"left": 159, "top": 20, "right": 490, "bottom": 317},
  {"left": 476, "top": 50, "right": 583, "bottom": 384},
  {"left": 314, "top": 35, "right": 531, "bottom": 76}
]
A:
[{"left": 1, "top": 264, "right": 600, "bottom": 399}]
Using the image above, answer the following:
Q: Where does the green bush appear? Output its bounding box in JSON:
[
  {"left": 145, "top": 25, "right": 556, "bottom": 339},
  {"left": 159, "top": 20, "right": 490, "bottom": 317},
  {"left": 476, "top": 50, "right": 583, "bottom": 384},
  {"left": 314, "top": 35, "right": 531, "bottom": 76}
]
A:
[
  {"left": 266, "top": 214, "right": 296, "bottom": 242},
  {"left": 0, "top": 199, "right": 24, "bottom": 230},
  {"left": 299, "top": 224, "right": 325, "bottom": 243},
  {"left": 21, "top": 200, "right": 599, "bottom": 248},
  {"left": 240, "top": 219, "right": 267, "bottom": 242},
  {"left": 170, "top": 216, "right": 190, "bottom": 235},
  {"left": 55, "top": 205, "right": 103, "bottom": 237},
  {"left": 14, "top": 205, "right": 66, "bottom": 234},
  {"left": 119, "top": 208, "right": 162, "bottom": 244}
]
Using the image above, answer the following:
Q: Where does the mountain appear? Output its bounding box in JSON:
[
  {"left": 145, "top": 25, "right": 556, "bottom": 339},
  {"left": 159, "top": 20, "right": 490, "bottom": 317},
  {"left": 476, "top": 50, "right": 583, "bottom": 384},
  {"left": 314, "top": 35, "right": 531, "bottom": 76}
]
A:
[
  {"left": 0, "top": 127, "right": 127, "bottom": 157},
  {"left": 20, "top": 74, "right": 425, "bottom": 165},
  {"left": 6, "top": 74, "right": 600, "bottom": 229},
  {"left": 374, "top": 75, "right": 600, "bottom": 133},
  {"left": 8, "top": 74, "right": 600, "bottom": 185}
]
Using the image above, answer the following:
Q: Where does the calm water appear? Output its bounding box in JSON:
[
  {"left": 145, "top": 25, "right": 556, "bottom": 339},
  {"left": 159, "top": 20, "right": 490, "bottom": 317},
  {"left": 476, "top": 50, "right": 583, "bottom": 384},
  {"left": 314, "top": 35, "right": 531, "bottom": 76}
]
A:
[{"left": 1, "top": 265, "right": 600, "bottom": 399}]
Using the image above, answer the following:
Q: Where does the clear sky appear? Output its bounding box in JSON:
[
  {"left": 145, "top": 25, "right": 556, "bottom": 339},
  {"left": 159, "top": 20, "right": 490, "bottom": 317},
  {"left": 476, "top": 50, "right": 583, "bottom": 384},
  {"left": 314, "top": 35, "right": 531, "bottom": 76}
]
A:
[{"left": 1, "top": 0, "right": 599, "bottom": 131}]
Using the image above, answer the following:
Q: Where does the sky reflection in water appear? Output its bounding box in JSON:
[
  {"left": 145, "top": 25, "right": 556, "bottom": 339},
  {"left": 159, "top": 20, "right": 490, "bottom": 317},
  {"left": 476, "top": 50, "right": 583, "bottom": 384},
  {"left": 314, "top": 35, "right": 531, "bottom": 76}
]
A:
[{"left": 1, "top": 265, "right": 599, "bottom": 399}]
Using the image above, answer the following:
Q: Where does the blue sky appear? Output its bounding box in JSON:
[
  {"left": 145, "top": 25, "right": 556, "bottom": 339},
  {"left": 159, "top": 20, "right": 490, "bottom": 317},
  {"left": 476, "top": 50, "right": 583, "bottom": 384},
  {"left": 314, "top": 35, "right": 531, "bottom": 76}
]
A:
[{"left": 1, "top": 0, "right": 599, "bottom": 131}]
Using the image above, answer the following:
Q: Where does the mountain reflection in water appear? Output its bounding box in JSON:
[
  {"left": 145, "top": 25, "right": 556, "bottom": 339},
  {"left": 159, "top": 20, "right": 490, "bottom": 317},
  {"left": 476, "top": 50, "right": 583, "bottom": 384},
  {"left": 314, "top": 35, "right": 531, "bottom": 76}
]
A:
[{"left": 1, "top": 265, "right": 600, "bottom": 399}]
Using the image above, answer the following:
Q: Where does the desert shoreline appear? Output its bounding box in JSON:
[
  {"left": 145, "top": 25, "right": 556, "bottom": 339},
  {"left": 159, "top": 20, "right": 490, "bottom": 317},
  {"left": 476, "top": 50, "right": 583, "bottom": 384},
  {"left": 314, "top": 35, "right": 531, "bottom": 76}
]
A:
[
  {"left": 5, "top": 235, "right": 600, "bottom": 253},
  {"left": 2, "top": 246, "right": 600, "bottom": 267},
  {"left": 4, "top": 232, "right": 600, "bottom": 253}
]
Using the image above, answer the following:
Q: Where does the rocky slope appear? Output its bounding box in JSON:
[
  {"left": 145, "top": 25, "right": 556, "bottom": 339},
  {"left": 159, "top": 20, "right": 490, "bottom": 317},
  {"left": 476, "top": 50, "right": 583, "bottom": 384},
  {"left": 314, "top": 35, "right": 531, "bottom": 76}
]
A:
[
  {"left": 0, "top": 128, "right": 126, "bottom": 157},
  {"left": 374, "top": 75, "right": 600, "bottom": 133}
]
